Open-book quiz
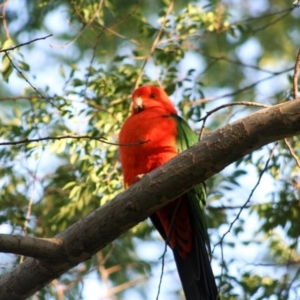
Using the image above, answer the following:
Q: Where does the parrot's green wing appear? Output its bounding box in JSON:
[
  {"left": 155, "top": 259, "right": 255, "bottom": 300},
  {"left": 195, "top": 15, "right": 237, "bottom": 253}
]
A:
[
  {"left": 171, "top": 114, "right": 219, "bottom": 299},
  {"left": 172, "top": 114, "right": 211, "bottom": 255}
]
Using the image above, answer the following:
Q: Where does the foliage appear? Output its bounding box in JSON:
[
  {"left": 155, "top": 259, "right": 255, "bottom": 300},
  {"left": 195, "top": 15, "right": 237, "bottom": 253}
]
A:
[{"left": 1, "top": 0, "right": 300, "bottom": 299}]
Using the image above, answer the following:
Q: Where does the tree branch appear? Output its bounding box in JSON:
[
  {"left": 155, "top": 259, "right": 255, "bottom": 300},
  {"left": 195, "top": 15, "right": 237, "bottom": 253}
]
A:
[
  {"left": 0, "top": 135, "right": 148, "bottom": 147},
  {"left": 1, "top": 99, "right": 300, "bottom": 299}
]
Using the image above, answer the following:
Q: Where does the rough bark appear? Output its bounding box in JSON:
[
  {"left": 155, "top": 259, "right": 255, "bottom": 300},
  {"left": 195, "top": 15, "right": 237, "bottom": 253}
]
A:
[{"left": 0, "top": 99, "right": 300, "bottom": 299}]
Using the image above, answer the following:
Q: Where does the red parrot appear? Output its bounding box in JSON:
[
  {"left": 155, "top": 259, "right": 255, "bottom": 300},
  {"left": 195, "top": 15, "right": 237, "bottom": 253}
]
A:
[{"left": 119, "top": 85, "right": 219, "bottom": 300}]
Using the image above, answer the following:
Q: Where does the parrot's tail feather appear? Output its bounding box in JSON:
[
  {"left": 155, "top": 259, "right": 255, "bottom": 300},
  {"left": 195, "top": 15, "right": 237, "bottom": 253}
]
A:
[
  {"left": 173, "top": 230, "right": 219, "bottom": 300},
  {"left": 150, "top": 191, "right": 219, "bottom": 300}
]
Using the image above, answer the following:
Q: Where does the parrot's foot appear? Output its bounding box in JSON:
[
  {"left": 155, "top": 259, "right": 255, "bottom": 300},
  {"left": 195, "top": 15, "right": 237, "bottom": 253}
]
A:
[{"left": 136, "top": 174, "right": 145, "bottom": 181}]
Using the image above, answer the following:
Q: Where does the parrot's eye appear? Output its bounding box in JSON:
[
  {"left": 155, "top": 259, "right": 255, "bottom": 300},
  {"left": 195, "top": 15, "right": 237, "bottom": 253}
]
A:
[{"left": 150, "top": 93, "right": 156, "bottom": 98}]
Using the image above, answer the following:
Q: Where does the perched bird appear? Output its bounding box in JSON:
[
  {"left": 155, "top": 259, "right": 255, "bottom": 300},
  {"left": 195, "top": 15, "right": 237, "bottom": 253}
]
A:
[{"left": 119, "top": 85, "right": 219, "bottom": 300}]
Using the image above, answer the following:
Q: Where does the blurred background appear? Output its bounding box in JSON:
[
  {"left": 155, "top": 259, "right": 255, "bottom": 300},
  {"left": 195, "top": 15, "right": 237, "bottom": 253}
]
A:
[{"left": 1, "top": 0, "right": 300, "bottom": 299}]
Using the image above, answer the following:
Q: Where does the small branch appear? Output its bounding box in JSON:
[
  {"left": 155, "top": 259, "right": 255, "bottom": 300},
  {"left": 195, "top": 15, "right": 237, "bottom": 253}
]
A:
[
  {"left": 0, "top": 34, "right": 53, "bottom": 52},
  {"left": 156, "top": 243, "right": 167, "bottom": 300},
  {"left": 106, "top": 277, "right": 146, "bottom": 296},
  {"left": 135, "top": 0, "right": 174, "bottom": 88},
  {"left": 93, "top": 2, "right": 142, "bottom": 47},
  {"left": 198, "top": 101, "right": 270, "bottom": 140},
  {"left": 283, "top": 48, "right": 300, "bottom": 171},
  {"left": 51, "top": 279, "right": 65, "bottom": 300},
  {"left": 0, "top": 0, "right": 11, "bottom": 39},
  {"left": 81, "top": 0, "right": 106, "bottom": 103},
  {"left": 0, "top": 95, "right": 39, "bottom": 101},
  {"left": 284, "top": 138, "right": 300, "bottom": 169},
  {"left": 244, "top": 259, "right": 300, "bottom": 267},
  {"left": 191, "top": 68, "right": 293, "bottom": 105},
  {"left": 97, "top": 251, "right": 111, "bottom": 297},
  {"left": 208, "top": 204, "right": 252, "bottom": 210},
  {"left": 4, "top": 52, "right": 59, "bottom": 109},
  {"left": 50, "top": 0, "right": 103, "bottom": 49},
  {"left": 0, "top": 234, "right": 66, "bottom": 261},
  {"left": 252, "top": 8, "right": 292, "bottom": 34},
  {"left": 293, "top": 48, "right": 300, "bottom": 99},
  {"left": 0, "top": 135, "right": 149, "bottom": 147}
]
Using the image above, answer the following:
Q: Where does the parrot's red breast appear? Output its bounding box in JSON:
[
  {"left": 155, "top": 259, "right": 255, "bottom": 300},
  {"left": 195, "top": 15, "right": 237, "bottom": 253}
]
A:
[
  {"left": 119, "top": 85, "right": 193, "bottom": 257},
  {"left": 120, "top": 85, "right": 178, "bottom": 185}
]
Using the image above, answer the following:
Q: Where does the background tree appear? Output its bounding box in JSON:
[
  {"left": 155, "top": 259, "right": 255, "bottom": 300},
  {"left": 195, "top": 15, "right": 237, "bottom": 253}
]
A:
[{"left": 0, "top": 0, "right": 300, "bottom": 299}]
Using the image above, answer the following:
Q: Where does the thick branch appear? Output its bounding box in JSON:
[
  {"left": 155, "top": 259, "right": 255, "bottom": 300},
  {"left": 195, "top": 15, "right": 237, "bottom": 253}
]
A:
[
  {"left": 0, "top": 235, "right": 66, "bottom": 261},
  {"left": 1, "top": 99, "right": 300, "bottom": 299}
]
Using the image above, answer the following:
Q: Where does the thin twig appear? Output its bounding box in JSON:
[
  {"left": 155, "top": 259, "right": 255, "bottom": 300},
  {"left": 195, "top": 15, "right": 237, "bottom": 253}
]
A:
[
  {"left": 0, "top": 135, "right": 149, "bottom": 147},
  {"left": 191, "top": 68, "right": 293, "bottom": 105},
  {"left": 208, "top": 198, "right": 300, "bottom": 211},
  {"left": 20, "top": 151, "right": 44, "bottom": 263},
  {"left": 156, "top": 242, "right": 168, "bottom": 300},
  {"left": 101, "top": 244, "right": 115, "bottom": 266},
  {"left": 245, "top": 260, "right": 300, "bottom": 267},
  {"left": 213, "top": 143, "right": 278, "bottom": 253},
  {"left": 286, "top": 266, "right": 300, "bottom": 296},
  {"left": 0, "top": 34, "right": 52, "bottom": 52},
  {"left": 105, "top": 277, "right": 146, "bottom": 296},
  {"left": 97, "top": 251, "right": 111, "bottom": 297},
  {"left": 156, "top": 199, "right": 181, "bottom": 300},
  {"left": 293, "top": 48, "right": 300, "bottom": 99},
  {"left": 200, "top": 51, "right": 287, "bottom": 75},
  {"left": 81, "top": 1, "right": 105, "bottom": 103},
  {"left": 51, "top": 279, "right": 65, "bottom": 300},
  {"left": 0, "top": 33, "right": 55, "bottom": 111},
  {"left": 20, "top": 193, "right": 34, "bottom": 264},
  {"left": 215, "top": 142, "right": 278, "bottom": 283},
  {"left": 284, "top": 139, "right": 300, "bottom": 169},
  {"left": 135, "top": 0, "right": 174, "bottom": 88},
  {"left": 0, "top": 0, "right": 11, "bottom": 39},
  {"left": 230, "top": 7, "right": 294, "bottom": 31},
  {"left": 50, "top": 1, "right": 103, "bottom": 49},
  {"left": 252, "top": 9, "right": 292, "bottom": 34},
  {"left": 208, "top": 204, "right": 252, "bottom": 211},
  {"left": 283, "top": 49, "right": 300, "bottom": 170},
  {"left": 0, "top": 95, "right": 38, "bottom": 101},
  {"left": 4, "top": 52, "right": 59, "bottom": 109},
  {"left": 198, "top": 101, "right": 270, "bottom": 140},
  {"left": 94, "top": 1, "right": 142, "bottom": 47}
]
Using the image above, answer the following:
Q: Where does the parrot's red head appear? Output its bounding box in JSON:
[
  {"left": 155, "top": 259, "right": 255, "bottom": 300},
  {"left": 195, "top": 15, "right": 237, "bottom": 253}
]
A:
[{"left": 131, "top": 85, "right": 177, "bottom": 114}]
